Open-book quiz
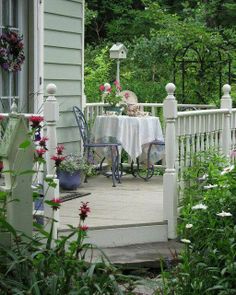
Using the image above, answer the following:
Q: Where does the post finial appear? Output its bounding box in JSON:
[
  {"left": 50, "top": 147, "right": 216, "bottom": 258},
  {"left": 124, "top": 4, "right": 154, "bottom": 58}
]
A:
[
  {"left": 10, "top": 98, "right": 18, "bottom": 114},
  {"left": 222, "top": 84, "right": 231, "bottom": 96},
  {"left": 46, "top": 83, "right": 57, "bottom": 95},
  {"left": 165, "top": 83, "right": 176, "bottom": 96}
]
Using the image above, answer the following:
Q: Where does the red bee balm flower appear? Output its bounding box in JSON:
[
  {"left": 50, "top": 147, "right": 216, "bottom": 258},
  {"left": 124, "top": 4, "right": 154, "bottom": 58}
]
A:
[
  {"left": 56, "top": 145, "right": 65, "bottom": 155},
  {"left": 80, "top": 225, "right": 89, "bottom": 231},
  {"left": 79, "top": 202, "right": 90, "bottom": 221},
  {"left": 38, "top": 137, "right": 48, "bottom": 149},
  {"left": 51, "top": 198, "right": 62, "bottom": 210},
  {"left": 28, "top": 115, "right": 44, "bottom": 128},
  {"left": 35, "top": 148, "right": 46, "bottom": 158},
  {"left": 0, "top": 161, "right": 3, "bottom": 172},
  {"left": 51, "top": 155, "right": 66, "bottom": 167}
]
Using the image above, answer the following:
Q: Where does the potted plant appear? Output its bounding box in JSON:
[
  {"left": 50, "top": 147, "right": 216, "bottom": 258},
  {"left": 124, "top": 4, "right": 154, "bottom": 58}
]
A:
[
  {"left": 56, "top": 154, "right": 91, "bottom": 190},
  {"left": 99, "top": 81, "right": 123, "bottom": 114}
]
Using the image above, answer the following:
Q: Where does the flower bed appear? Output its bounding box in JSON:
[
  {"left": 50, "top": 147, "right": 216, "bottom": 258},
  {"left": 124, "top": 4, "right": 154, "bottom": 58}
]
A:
[{"left": 161, "top": 149, "right": 236, "bottom": 294}]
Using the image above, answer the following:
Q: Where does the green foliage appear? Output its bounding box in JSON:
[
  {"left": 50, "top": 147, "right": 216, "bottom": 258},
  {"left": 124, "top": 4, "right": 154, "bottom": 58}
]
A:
[
  {"left": 58, "top": 154, "right": 93, "bottom": 175},
  {"left": 85, "top": 46, "right": 112, "bottom": 102},
  {"left": 0, "top": 217, "right": 141, "bottom": 294},
  {"left": 85, "top": 0, "right": 236, "bottom": 105},
  {"left": 159, "top": 150, "right": 236, "bottom": 294}
]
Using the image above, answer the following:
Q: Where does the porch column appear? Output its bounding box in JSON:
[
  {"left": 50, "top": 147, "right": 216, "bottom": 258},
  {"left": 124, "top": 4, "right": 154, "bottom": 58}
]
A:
[
  {"left": 163, "top": 83, "right": 178, "bottom": 239},
  {"left": 44, "top": 84, "right": 60, "bottom": 240},
  {"left": 221, "top": 84, "right": 232, "bottom": 157}
]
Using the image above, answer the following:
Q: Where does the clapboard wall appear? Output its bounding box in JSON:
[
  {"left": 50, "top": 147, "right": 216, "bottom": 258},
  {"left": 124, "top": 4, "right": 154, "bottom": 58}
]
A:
[{"left": 44, "top": 0, "right": 84, "bottom": 153}]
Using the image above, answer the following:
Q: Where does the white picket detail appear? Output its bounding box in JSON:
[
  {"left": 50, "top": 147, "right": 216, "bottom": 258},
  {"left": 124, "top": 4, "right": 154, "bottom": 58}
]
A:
[
  {"left": 163, "top": 83, "right": 235, "bottom": 239},
  {"left": 0, "top": 84, "right": 60, "bottom": 242},
  {"left": 84, "top": 102, "right": 215, "bottom": 125}
]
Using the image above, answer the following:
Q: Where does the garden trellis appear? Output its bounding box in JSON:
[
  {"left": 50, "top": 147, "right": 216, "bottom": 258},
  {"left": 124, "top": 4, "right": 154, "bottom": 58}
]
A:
[{"left": 173, "top": 42, "right": 232, "bottom": 104}]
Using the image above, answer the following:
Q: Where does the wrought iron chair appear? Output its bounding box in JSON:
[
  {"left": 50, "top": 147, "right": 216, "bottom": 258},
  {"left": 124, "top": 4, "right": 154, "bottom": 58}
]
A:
[
  {"left": 131, "top": 140, "right": 165, "bottom": 181},
  {"left": 73, "top": 106, "right": 121, "bottom": 187}
]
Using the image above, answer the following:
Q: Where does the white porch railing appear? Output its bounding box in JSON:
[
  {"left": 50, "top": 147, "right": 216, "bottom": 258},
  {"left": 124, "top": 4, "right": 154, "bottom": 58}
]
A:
[
  {"left": 84, "top": 102, "right": 215, "bottom": 124},
  {"left": 2, "top": 82, "right": 234, "bottom": 244},
  {"left": 163, "top": 83, "right": 234, "bottom": 239},
  {"left": 0, "top": 84, "right": 59, "bottom": 242}
]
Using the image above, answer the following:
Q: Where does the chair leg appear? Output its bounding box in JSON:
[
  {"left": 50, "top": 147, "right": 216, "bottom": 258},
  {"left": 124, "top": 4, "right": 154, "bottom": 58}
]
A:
[
  {"left": 131, "top": 160, "right": 137, "bottom": 177},
  {"left": 114, "top": 146, "right": 121, "bottom": 184},
  {"left": 146, "top": 143, "right": 155, "bottom": 180},
  {"left": 110, "top": 146, "right": 116, "bottom": 187},
  {"left": 84, "top": 147, "right": 91, "bottom": 183},
  {"left": 136, "top": 143, "right": 155, "bottom": 181}
]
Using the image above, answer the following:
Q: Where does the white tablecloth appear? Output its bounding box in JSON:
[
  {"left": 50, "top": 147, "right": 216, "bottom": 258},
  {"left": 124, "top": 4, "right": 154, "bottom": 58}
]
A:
[{"left": 92, "top": 115, "right": 164, "bottom": 162}]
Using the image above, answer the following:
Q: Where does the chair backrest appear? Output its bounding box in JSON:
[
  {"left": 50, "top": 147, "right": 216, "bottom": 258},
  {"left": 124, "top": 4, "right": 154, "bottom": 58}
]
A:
[
  {"left": 73, "top": 106, "right": 89, "bottom": 145},
  {"left": 120, "top": 90, "right": 138, "bottom": 104}
]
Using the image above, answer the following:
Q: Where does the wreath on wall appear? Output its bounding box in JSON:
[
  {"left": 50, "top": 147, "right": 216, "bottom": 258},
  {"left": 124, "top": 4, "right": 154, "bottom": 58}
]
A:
[{"left": 0, "top": 28, "right": 25, "bottom": 72}]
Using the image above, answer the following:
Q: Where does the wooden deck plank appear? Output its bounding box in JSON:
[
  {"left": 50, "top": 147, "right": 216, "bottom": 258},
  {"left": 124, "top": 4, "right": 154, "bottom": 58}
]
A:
[{"left": 59, "top": 174, "right": 164, "bottom": 230}]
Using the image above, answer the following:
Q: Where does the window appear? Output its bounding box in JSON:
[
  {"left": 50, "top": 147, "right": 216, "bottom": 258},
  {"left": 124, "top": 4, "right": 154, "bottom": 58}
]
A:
[{"left": 0, "top": 0, "right": 28, "bottom": 112}]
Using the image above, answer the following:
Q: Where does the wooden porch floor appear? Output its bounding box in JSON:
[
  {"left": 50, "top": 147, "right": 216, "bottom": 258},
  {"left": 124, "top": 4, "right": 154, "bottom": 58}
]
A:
[{"left": 59, "top": 174, "right": 164, "bottom": 230}]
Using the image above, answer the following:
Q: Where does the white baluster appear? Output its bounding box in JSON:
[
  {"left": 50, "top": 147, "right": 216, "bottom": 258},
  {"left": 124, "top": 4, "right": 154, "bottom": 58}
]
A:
[
  {"left": 221, "top": 84, "right": 232, "bottom": 157},
  {"left": 200, "top": 115, "right": 205, "bottom": 152},
  {"left": 43, "top": 84, "right": 60, "bottom": 241},
  {"left": 196, "top": 115, "right": 201, "bottom": 153},
  {"left": 163, "top": 83, "right": 178, "bottom": 239}
]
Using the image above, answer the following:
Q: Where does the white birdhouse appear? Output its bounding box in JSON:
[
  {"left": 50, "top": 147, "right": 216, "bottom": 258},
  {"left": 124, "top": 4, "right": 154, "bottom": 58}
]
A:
[{"left": 110, "top": 43, "right": 128, "bottom": 59}]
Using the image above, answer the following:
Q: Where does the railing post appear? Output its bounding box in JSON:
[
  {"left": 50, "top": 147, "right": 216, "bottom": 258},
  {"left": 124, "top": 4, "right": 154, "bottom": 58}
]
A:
[
  {"left": 163, "top": 83, "right": 178, "bottom": 239},
  {"left": 43, "top": 84, "right": 60, "bottom": 240},
  {"left": 221, "top": 84, "right": 232, "bottom": 157}
]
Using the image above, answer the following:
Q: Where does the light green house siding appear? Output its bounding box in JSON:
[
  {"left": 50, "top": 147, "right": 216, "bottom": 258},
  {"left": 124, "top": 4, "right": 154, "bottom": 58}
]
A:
[{"left": 44, "top": 0, "right": 84, "bottom": 153}]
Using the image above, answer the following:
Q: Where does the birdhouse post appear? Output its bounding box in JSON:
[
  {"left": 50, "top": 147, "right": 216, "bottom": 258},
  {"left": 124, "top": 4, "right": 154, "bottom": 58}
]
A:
[
  {"left": 109, "top": 43, "right": 128, "bottom": 84},
  {"left": 0, "top": 114, "right": 34, "bottom": 244}
]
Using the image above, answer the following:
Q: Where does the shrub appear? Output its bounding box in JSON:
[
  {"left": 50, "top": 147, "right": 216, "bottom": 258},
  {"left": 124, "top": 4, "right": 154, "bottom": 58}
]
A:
[{"left": 160, "top": 150, "right": 236, "bottom": 294}]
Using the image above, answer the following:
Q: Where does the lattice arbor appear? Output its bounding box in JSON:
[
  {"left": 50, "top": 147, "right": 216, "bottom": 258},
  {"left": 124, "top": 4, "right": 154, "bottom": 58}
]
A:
[{"left": 173, "top": 43, "right": 232, "bottom": 104}]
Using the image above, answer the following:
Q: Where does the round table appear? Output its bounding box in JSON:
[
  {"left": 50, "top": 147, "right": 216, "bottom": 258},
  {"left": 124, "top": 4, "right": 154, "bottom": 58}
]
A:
[{"left": 92, "top": 115, "right": 164, "bottom": 163}]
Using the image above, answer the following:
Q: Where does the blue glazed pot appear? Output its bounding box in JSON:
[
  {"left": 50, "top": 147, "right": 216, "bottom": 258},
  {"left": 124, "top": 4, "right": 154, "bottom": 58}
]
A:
[
  {"left": 57, "top": 170, "right": 82, "bottom": 190},
  {"left": 104, "top": 105, "right": 123, "bottom": 115}
]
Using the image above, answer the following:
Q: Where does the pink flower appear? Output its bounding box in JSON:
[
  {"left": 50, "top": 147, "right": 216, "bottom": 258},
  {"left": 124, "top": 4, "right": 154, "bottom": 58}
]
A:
[
  {"left": 99, "top": 84, "right": 105, "bottom": 91},
  {"left": 107, "top": 87, "right": 112, "bottom": 93},
  {"left": 80, "top": 225, "right": 89, "bottom": 231},
  {"left": 114, "top": 80, "right": 122, "bottom": 91},
  {"left": 230, "top": 150, "right": 236, "bottom": 157},
  {"left": 79, "top": 202, "right": 90, "bottom": 221},
  {"left": 124, "top": 92, "right": 130, "bottom": 99},
  {"left": 0, "top": 115, "right": 4, "bottom": 121}
]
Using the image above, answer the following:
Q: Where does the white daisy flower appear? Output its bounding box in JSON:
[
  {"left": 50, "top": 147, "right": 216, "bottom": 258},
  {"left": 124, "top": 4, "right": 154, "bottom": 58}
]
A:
[
  {"left": 185, "top": 223, "right": 193, "bottom": 229},
  {"left": 192, "top": 203, "right": 208, "bottom": 210},
  {"left": 216, "top": 211, "right": 232, "bottom": 217},
  {"left": 203, "top": 184, "right": 218, "bottom": 190},
  {"left": 181, "top": 239, "right": 191, "bottom": 244},
  {"left": 198, "top": 174, "right": 208, "bottom": 181},
  {"left": 221, "top": 165, "right": 234, "bottom": 175}
]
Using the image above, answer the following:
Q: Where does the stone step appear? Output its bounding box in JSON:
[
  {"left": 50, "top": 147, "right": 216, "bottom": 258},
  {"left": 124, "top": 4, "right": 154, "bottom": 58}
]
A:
[
  {"left": 87, "top": 240, "right": 183, "bottom": 269},
  {"left": 58, "top": 222, "right": 168, "bottom": 248}
]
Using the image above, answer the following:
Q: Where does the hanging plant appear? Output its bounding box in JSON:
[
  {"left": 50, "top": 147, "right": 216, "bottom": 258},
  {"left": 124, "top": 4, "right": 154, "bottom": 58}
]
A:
[{"left": 0, "top": 28, "right": 25, "bottom": 72}]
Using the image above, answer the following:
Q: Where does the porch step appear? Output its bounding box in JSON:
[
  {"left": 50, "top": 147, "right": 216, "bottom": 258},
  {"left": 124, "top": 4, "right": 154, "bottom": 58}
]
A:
[
  {"left": 58, "top": 221, "right": 168, "bottom": 247},
  {"left": 87, "top": 240, "right": 183, "bottom": 269}
]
